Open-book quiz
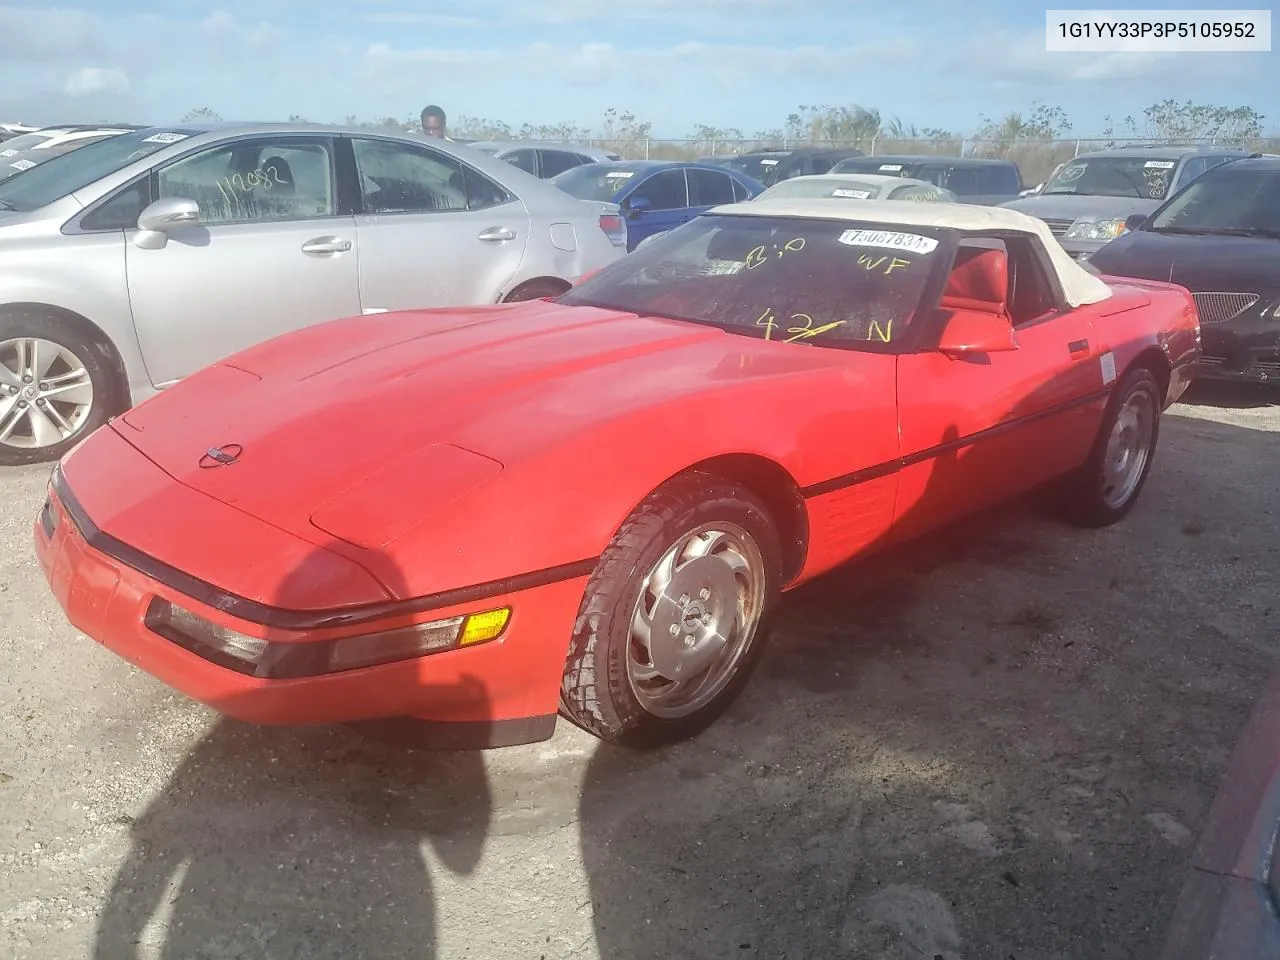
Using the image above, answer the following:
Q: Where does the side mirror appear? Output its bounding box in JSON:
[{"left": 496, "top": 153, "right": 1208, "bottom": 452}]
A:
[
  {"left": 937, "top": 310, "right": 1018, "bottom": 357},
  {"left": 134, "top": 197, "right": 199, "bottom": 250},
  {"left": 1124, "top": 213, "right": 1147, "bottom": 232},
  {"left": 625, "top": 195, "right": 650, "bottom": 219}
]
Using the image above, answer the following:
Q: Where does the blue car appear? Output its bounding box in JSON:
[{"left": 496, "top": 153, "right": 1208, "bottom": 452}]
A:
[{"left": 549, "top": 160, "right": 764, "bottom": 251}]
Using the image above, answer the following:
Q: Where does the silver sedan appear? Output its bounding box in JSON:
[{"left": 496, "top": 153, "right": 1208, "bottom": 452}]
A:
[
  {"left": 0, "top": 122, "right": 627, "bottom": 465},
  {"left": 754, "top": 173, "right": 958, "bottom": 203}
]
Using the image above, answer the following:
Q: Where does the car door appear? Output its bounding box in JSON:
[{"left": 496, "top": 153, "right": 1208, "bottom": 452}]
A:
[
  {"left": 348, "top": 135, "right": 529, "bottom": 312},
  {"left": 621, "top": 168, "right": 691, "bottom": 249},
  {"left": 537, "top": 148, "right": 584, "bottom": 179},
  {"left": 123, "top": 134, "right": 361, "bottom": 386},
  {"left": 686, "top": 167, "right": 737, "bottom": 216},
  {"left": 500, "top": 148, "right": 540, "bottom": 177},
  {"left": 892, "top": 235, "right": 1104, "bottom": 540}
]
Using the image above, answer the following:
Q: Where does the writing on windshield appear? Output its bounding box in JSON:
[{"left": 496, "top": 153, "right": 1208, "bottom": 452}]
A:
[
  {"left": 557, "top": 214, "right": 948, "bottom": 349},
  {"left": 1045, "top": 157, "right": 1177, "bottom": 199},
  {"left": 1147, "top": 166, "right": 1280, "bottom": 237}
]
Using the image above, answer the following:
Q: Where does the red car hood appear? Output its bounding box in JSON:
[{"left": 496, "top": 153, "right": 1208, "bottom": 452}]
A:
[{"left": 112, "top": 300, "right": 835, "bottom": 547}]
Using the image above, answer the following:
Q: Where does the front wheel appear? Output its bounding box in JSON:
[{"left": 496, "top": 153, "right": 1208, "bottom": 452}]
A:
[
  {"left": 1061, "top": 365, "right": 1161, "bottom": 527},
  {"left": 560, "top": 472, "right": 783, "bottom": 748},
  {"left": 0, "top": 312, "right": 117, "bottom": 467}
]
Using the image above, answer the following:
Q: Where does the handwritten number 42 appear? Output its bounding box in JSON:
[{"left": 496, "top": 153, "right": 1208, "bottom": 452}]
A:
[{"left": 757, "top": 309, "right": 846, "bottom": 342}]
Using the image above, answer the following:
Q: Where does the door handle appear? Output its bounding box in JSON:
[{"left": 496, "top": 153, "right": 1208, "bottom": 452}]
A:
[
  {"left": 1068, "top": 338, "right": 1090, "bottom": 356},
  {"left": 301, "top": 236, "right": 351, "bottom": 255},
  {"left": 477, "top": 227, "right": 516, "bottom": 242}
]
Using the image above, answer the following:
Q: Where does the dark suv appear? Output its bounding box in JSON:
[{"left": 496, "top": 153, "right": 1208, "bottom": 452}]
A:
[
  {"left": 829, "top": 155, "right": 1024, "bottom": 205},
  {"left": 718, "top": 147, "right": 865, "bottom": 186}
]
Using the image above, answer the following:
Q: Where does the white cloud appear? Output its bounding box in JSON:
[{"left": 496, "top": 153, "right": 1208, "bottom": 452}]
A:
[{"left": 64, "top": 66, "right": 129, "bottom": 96}]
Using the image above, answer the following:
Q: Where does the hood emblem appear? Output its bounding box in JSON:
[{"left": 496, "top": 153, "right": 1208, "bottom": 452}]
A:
[{"left": 199, "top": 444, "right": 243, "bottom": 468}]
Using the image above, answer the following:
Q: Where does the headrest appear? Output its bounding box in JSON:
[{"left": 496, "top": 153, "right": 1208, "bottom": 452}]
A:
[{"left": 940, "top": 247, "right": 1009, "bottom": 314}]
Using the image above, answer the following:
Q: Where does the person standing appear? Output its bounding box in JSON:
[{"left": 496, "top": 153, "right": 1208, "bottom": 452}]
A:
[{"left": 420, "top": 105, "right": 451, "bottom": 140}]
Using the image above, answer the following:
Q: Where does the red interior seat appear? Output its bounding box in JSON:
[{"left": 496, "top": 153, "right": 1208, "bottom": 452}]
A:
[{"left": 939, "top": 248, "right": 1010, "bottom": 317}]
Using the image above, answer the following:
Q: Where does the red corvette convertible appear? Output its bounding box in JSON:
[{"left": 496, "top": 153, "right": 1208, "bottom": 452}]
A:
[{"left": 34, "top": 200, "right": 1200, "bottom": 750}]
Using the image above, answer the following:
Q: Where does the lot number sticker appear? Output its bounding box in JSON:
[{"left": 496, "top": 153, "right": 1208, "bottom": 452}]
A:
[
  {"left": 838, "top": 229, "right": 939, "bottom": 255},
  {"left": 878, "top": 164, "right": 903, "bottom": 171},
  {"left": 831, "top": 188, "right": 872, "bottom": 199},
  {"left": 1100, "top": 351, "right": 1116, "bottom": 384},
  {"left": 759, "top": 159, "right": 779, "bottom": 165},
  {"left": 1144, "top": 160, "right": 1176, "bottom": 169},
  {"left": 9, "top": 159, "right": 35, "bottom": 171},
  {"left": 142, "top": 132, "right": 189, "bottom": 144}
]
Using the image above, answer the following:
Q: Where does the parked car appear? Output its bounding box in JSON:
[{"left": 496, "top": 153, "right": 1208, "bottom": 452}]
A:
[
  {"left": 0, "top": 123, "right": 40, "bottom": 142},
  {"left": 1089, "top": 154, "right": 1280, "bottom": 385},
  {"left": 0, "top": 126, "right": 138, "bottom": 183},
  {"left": 718, "top": 147, "right": 866, "bottom": 186},
  {"left": 755, "top": 172, "right": 956, "bottom": 203},
  {"left": 35, "top": 200, "right": 1198, "bottom": 751},
  {"left": 549, "top": 160, "right": 764, "bottom": 250},
  {"left": 1002, "top": 144, "right": 1254, "bottom": 259},
  {"left": 0, "top": 121, "right": 626, "bottom": 465},
  {"left": 465, "top": 141, "right": 621, "bottom": 179},
  {"left": 0, "top": 124, "right": 116, "bottom": 158},
  {"left": 1158, "top": 664, "right": 1280, "bottom": 958},
  {"left": 829, "top": 155, "right": 1024, "bottom": 206}
]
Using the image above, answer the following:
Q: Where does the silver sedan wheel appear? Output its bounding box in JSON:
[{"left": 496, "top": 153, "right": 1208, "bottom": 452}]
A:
[
  {"left": 627, "top": 522, "right": 767, "bottom": 719},
  {"left": 1101, "top": 386, "right": 1155, "bottom": 510},
  {"left": 0, "top": 337, "right": 96, "bottom": 450}
]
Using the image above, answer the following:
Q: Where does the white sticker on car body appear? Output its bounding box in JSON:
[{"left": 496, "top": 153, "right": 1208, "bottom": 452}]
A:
[
  {"left": 759, "top": 158, "right": 779, "bottom": 165},
  {"left": 0, "top": 149, "right": 15, "bottom": 157},
  {"left": 9, "top": 159, "right": 35, "bottom": 170},
  {"left": 831, "top": 189, "right": 873, "bottom": 199},
  {"left": 1144, "top": 160, "right": 1176, "bottom": 169},
  {"left": 837, "top": 229, "right": 939, "bottom": 255},
  {"left": 142, "top": 132, "right": 189, "bottom": 144},
  {"left": 605, "top": 171, "right": 634, "bottom": 178},
  {"left": 1100, "top": 351, "right": 1116, "bottom": 384}
]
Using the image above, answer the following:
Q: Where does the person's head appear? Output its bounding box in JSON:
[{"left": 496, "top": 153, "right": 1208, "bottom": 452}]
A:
[{"left": 420, "top": 105, "right": 446, "bottom": 138}]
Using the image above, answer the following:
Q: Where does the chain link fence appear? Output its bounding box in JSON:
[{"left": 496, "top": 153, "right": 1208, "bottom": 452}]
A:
[{"left": 540, "top": 136, "right": 1280, "bottom": 187}]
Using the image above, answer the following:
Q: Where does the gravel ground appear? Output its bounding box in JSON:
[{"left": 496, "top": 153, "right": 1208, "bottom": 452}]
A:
[{"left": 1, "top": 381, "right": 1277, "bottom": 960}]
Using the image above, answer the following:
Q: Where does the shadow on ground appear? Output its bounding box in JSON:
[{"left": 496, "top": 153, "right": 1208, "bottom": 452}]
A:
[{"left": 577, "top": 414, "right": 1280, "bottom": 960}]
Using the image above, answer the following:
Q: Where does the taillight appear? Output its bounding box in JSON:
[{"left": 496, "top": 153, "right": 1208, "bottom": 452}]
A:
[{"left": 598, "top": 213, "right": 627, "bottom": 248}]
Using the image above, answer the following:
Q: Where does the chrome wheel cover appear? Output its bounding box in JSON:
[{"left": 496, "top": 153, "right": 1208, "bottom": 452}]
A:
[
  {"left": 627, "top": 522, "right": 767, "bottom": 719},
  {"left": 1101, "top": 385, "right": 1155, "bottom": 510}
]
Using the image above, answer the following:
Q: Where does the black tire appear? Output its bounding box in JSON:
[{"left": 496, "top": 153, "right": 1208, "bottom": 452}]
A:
[
  {"left": 560, "top": 471, "right": 783, "bottom": 749},
  {"left": 502, "top": 279, "right": 568, "bottom": 302},
  {"left": 1060, "top": 365, "right": 1162, "bottom": 528}
]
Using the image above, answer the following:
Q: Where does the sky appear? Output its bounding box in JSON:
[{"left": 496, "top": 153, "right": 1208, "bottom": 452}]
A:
[{"left": 0, "top": 0, "right": 1275, "bottom": 139}]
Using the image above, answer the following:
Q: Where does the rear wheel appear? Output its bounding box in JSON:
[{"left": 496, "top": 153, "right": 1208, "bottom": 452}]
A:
[
  {"left": 560, "top": 472, "right": 782, "bottom": 748},
  {"left": 1061, "top": 365, "right": 1161, "bottom": 527},
  {"left": 0, "top": 311, "right": 117, "bottom": 466}
]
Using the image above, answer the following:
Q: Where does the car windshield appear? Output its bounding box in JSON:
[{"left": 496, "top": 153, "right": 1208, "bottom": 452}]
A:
[
  {"left": 832, "top": 158, "right": 920, "bottom": 177},
  {"left": 557, "top": 213, "right": 949, "bottom": 350},
  {"left": 0, "top": 128, "right": 197, "bottom": 213},
  {"left": 0, "top": 138, "right": 119, "bottom": 183},
  {"left": 1145, "top": 166, "right": 1280, "bottom": 237},
  {"left": 758, "top": 177, "right": 886, "bottom": 201},
  {"left": 712, "top": 155, "right": 784, "bottom": 184},
  {"left": 550, "top": 163, "right": 643, "bottom": 202},
  {"left": 1042, "top": 156, "right": 1179, "bottom": 199}
]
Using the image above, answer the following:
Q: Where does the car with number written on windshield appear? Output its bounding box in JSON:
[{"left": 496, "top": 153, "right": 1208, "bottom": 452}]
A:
[
  {"left": 1002, "top": 144, "right": 1253, "bottom": 260},
  {"left": 34, "top": 200, "right": 1200, "bottom": 752},
  {"left": 1090, "top": 154, "right": 1280, "bottom": 385},
  {"left": 829, "top": 155, "right": 1024, "bottom": 206},
  {"left": 0, "top": 122, "right": 626, "bottom": 467}
]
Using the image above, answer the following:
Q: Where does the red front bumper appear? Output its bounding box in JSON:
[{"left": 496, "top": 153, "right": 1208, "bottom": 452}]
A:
[{"left": 33, "top": 468, "right": 588, "bottom": 737}]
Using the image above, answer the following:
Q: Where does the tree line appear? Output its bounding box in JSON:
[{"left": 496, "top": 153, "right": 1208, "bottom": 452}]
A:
[{"left": 178, "top": 99, "right": 1269, "bottom": 185}]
